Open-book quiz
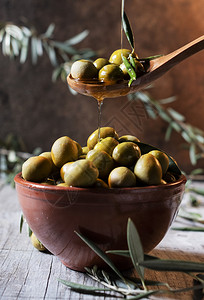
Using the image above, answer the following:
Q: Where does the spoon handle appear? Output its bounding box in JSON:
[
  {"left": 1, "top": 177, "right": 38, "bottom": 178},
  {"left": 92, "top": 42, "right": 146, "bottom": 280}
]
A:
[{"left": 150, "top": 35, "right": 204, "bottom": 72}]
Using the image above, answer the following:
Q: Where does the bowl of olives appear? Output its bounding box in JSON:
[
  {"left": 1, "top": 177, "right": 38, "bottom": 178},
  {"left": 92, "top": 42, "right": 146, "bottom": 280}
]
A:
[{"left": 15, "top": 127, "right": 186, "bottom": 272}]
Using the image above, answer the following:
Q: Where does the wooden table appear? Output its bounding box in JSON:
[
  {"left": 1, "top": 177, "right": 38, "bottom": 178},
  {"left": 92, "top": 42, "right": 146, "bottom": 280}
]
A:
[{"left": 0, "top": 180, "right": 204, "bottom": 299}]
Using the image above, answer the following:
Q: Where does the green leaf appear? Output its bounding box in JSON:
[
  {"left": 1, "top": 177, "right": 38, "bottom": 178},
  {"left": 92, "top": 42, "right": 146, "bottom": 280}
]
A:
[
  {"left": 165, "top": 124, "right": 173, "bottom": 141},
  {"left": 122, "top": 55, "right": 136, "bottom": 86},
  {"left": 189, "top": 143, "right": 197, "bottom": 165},
  {"left": 10, "top": 37, "right": 19, "bottom": 56},
  {"left": 20, "top": 36, "right": 29, "bottom": 63},
  {"left": 19, "top": 213, "right": 24, "bottom": 233},
  {"left": 140, "top": 259, "right": 204, "bottom": 272},
  {"left": 122, "top": 11, "right": 134, "bottom": 50},
  {"left": 127, "top": 219, "right": 145, "bottom": 284},
  {"left": 58, "top": 278, "right": 111, "bottom": 292},
  {"left": 42, "top": 23, "right": 55, "bottom": 38},
  {"left": 172, "top": 227, "right": 204, "bottom": 232},
  {"left": 65, "top": 30, "right": 89, "bottom": 46},
  {"left": 168, "top": 108, "right": 185, "bottom": 122},
  {"left": 75, "top": 231, "right": 127, "bottom": 284},
  {"left": 31, "top": 36, "right": 38, "bottom": 64},
  {"left": 189, "top": 187, "right": 204, "bottom": 196}
]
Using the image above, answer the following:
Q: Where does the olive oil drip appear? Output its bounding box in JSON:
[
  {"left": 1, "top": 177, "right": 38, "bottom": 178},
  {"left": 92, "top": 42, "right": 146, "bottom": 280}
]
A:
[
  {"left": 97, "top": 100, "right": 103, "bottom": 141},
  {"left": 96, "top": 0, "right": 124, "bottom": 142}
]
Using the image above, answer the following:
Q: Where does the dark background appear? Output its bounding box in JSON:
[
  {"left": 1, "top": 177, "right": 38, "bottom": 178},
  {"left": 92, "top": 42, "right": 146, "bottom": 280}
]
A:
[{"left": 0, "top": 0, "right": 204, "bottom": 173}]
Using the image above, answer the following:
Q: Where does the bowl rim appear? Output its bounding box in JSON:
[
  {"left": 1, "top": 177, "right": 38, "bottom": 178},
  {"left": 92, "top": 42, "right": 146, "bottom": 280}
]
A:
[{"left": 14, "top": 172, "right": 186, "bottom": 193}]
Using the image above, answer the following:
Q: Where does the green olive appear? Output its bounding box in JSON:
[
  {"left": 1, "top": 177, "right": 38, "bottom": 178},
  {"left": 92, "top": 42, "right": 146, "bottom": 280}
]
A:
[
  {"left": 51, "top": 136, "right": 78, "bottom": 168},
  {"left": 112, "top": 142, "right": 141, "bottom": 167},
  {"left": 98, "top": 64, "right": 124, "bottom": 84},
  {"left": 86, "top": 149, "right": 114, "bottom": 179},
  {"left": 134, "top": 153, "right": 162, "bottom": 185},
  {"left": 118, "top": 135, "right": 140, "bottom": 143},
  {"left": 82, "top": 146, "right": 89, "bottom": 155},
  {"left": 93, "top": 58, "right": 110, "bottom": 70},
  {"left": 64, "top": 159, "right": 99, "bottom": 187},
  {"left": 73, "top": 140, "right": 82, "bottom": 157},
  {"left": 40, "top": 179, "right": 55, "bottom": 186},
  {"left": 108, "top": 166, "right": 136, "bottom": 188},
  {"left": 93, "top": 178, "right": 109, "bottom": 188},
  {"left": 60, "top": 162, "right": 74, "bottom": 181},
  {"left": 22, "top": 156, "right": 52, "bottom": 182},
  {"left": 57, "top": 182, "right": 70, "bottom": 187},
  {"left": 87, "top": 127, "right": 119, "bottom": 150},
  {"left": 149, "top": 150, "right": 169, "bottom": 176},
  {"left": 94, "top": 137, "right": 119, "bottom": 155},
  {"left": 39, "top": 151, "right": 59, "bottom": 173},
  {"left": 30, "top": 233, "right": 47, "bottom": 251},
  {"left": 70, "top": 59, "right": 98, "bottom": 80},
  {"left": 109, "top": 49, "right": 138, "bottom": 65}
]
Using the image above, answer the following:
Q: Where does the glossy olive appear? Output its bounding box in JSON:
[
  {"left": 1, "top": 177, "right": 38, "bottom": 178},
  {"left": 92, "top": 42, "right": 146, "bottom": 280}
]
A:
[
  {"left": 51, "top": 136, "right": 78, "bottom": 168},
  {"left": 108, "top": 166, "right": 136, "bottom": 188},
  {"left": 118, "top": 135, "right": 140, "bottom": 143},
  {"left": 87, "top": 127, "right": 119, "bottom": 150},
  {"left": 39, "top": 151, "right": 59, "bottom": 173},
  {"left": 30, "top": 233, "right": 47, "bottom": 251},
  {"left": 64, "top": 159, "right": 99, "bottom": 187},
  {"left": 22, "top": 156, "right": 52, "bottom": 182},
  {"left": 70, "top": 59, "right": 98, "bottom": 80},
  {"left": 98, "top": 64, "right": 124, "bottom": 84},
  {"left": 93, "top": 178, "right": 109, "bottom": 188},
  {"left": 82, "top": 146, "right": 89, "bottom": 155},
  {"left": 94, "top": 137, "right": 119, "bottom": 156},
  {"left": 86, "top": 149, "right": 114, "bottom": 179},
  {"left": 73, "top": 140, "right": 82, "bottom": 157},
  {"left": 134, "top": 153, "right": 162, "bottom": 185},
  {"left": 112, "top": 142, "right": 141, "bottom": 166},
  {"left": 93, "top": 58, "right": 110, "bottom": 70},
  {"left": 60, "top": 162, "right": 74, "bottom": 181},
  {"left": 109, "top": 49, "right": 138, "bottom": 65},
  {"left": 149, "top": 150, "right": 169, "bottom": 176}
]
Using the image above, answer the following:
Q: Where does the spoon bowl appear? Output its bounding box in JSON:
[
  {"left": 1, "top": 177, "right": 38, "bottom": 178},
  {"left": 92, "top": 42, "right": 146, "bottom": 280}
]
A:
[{"left": 67, "top": 35, "right": 204, "bottom": 100}]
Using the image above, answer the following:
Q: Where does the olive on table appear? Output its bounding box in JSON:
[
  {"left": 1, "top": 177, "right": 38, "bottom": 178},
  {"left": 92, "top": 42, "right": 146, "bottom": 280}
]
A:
[
  {"left": 87, "top": 127, "right": 119, "bottom": 150},
  {"left": 112, "top": 142, "right": 141, "bottom": 167},
  {"left": 22, "top": 156, "right": 52, "bottom": 182},
  {"left": 64, "top": 159, "right": 99, "bottom": 187},
  {"left": 70, "top": 59, "right": 98, "bottom": 80},
  {"left": 51, "top": 136, "right": 78, "bottom": 168},
  {"left": 134, "top": 153, "right": 162, "bottom": 185},
  {"left": 108, "top": 166, "right": 136, "bottom": 188},
  {"left": 30, "top": 233, "right": 47, "bottom": 252},
  {"left": 98, "top": 64, "right": 124, "bottom": 84}
]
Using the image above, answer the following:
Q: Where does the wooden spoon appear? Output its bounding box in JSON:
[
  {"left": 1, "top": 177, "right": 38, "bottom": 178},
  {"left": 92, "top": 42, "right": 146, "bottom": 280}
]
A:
[{"left": 67, "top": 35, "right": 204, "bottom": 100}]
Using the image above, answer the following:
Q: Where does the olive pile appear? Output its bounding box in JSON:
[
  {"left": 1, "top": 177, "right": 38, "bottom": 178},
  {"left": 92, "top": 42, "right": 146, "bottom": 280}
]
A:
[
  {"left": 70, "top": 49, "right": 145, "bottom": 84},
  {"left": 21, "top": 127, "right": 177, "bottom": 188}
]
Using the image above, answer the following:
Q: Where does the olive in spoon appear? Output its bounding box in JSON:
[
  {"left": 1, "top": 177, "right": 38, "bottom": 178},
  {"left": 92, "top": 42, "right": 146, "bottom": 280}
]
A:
[{"left": 67, "top": 35, "right": 204, "bottom": 100}]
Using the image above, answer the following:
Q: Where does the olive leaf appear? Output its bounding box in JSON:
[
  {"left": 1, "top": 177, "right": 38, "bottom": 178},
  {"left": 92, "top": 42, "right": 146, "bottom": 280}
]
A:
[
  {"left": 140, "top": 259, "right": 204, "bottom": 273},
  {"left": 127, "top": 218, "right": 146, "bottom": 289},
  {"left": 75, "top": 231, "right": 127, "bottom": 284},
  {"left": 122, "top": 11, "right": 134, "bottom": 51},
  {"left": 122, "top": 55, "right": 137, "bottom": 86},
  {"left": 58, "top": 278, "right": 112, "bottom": 293}
]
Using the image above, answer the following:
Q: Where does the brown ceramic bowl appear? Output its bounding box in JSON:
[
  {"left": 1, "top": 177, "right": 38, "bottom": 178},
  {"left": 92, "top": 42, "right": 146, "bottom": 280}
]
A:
[{"left": 15, "top": 172, "right": 186, "bottom": 272}]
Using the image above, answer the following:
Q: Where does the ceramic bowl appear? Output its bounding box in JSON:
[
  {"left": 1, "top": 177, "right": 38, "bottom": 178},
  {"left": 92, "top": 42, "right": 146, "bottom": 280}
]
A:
[{"left": 15, "top": 172, "right": 186, "bottom": 272}]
